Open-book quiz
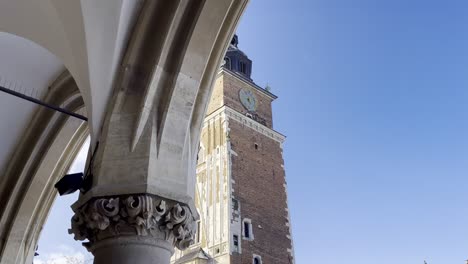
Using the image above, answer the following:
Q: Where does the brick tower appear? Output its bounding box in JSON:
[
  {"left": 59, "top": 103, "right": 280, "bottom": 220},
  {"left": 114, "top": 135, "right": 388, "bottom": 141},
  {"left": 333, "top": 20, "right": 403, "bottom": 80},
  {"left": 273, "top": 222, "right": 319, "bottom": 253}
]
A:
[{"left": 172, "top": 35, "right": 294, "bottom": 264}]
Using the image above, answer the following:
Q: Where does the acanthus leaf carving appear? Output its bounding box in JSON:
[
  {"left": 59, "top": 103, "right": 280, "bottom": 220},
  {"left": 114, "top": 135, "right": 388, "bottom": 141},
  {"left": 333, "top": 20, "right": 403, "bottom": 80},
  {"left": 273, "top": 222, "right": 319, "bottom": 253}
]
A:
[{"left": 69, "top": 194, "right": 196, "bottom": 250}]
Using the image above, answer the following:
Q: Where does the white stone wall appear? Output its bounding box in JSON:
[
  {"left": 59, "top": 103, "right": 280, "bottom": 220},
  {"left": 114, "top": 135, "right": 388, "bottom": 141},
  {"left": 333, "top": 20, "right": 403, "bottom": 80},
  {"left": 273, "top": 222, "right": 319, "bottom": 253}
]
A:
[{"left": 172, "top": 112, "right": 231, "bottom": 263}]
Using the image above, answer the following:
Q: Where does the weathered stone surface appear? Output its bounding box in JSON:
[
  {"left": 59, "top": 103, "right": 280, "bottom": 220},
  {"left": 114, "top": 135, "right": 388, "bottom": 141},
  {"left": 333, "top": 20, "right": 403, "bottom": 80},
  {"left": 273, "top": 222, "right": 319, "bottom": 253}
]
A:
[
  {"left": 0, "top": 0, "right": 248, "bottom": 263},
  {"left": 70, "top": 194, "right": 196, "bottom": 251}
]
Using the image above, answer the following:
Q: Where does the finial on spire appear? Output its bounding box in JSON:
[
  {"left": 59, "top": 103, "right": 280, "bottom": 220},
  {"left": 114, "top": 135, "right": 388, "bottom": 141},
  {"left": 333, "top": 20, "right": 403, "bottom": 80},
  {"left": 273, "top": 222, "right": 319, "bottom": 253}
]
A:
[{"left": 231, "top": 34, "right": 239, "bottom": 47}]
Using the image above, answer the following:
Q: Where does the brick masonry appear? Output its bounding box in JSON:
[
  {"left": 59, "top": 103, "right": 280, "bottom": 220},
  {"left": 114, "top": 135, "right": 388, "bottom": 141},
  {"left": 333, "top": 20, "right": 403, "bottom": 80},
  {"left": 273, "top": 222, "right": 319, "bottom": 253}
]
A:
[
  {"left": 219, "top": 70, "right": 293, "bottom": 264},
  {"left": 229, "top": 119, "right": 293, "bottom": 264},
  {"left": 172, "top": 69, "right": 294, "bottom": 264}
]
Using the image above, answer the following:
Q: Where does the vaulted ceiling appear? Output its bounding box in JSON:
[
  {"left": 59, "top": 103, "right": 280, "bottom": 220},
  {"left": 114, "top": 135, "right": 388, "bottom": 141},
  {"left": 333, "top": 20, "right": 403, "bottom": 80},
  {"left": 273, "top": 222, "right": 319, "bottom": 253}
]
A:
[
  {"left": 0, "top": 0, "right": 142, "bottom": 174},
  {"left": 0, "top": 0, "right": 142, "bottom": 138}
]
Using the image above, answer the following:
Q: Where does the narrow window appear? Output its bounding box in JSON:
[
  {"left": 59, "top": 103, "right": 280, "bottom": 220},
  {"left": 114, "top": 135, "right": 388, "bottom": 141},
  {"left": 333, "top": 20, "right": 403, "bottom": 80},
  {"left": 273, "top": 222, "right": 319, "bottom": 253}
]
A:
[
  {"left": 244, "top": 221, "right": 250, "bottom": 238},
  {"left": 239, "top": 61, "right": 247, "bottom": 74},
  {"left": 233, "top": 234, "right": 240, "bottom": 253},
  {"left": 253, "top": 256, "right": 262, "bottom": 264},
  {"left": 254, "top": 143, "right": 258, "bottom": 150},
  {"left": 232, "top": 198, "right": 239, "bottom": 211},
  {"left": 243, "top": 218, "right": 254, "bottom": 240},
  {"left": 196, "top": 221, "right": 201, "bottom": 243}
]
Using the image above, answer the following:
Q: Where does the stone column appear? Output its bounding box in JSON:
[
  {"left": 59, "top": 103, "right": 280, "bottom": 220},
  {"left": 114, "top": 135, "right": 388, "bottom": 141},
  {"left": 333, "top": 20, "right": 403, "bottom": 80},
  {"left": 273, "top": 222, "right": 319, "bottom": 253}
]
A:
[
  {"left": 66, "top": 0, "right": 247, "bottom": 263},
  {"left": 69, "top": 195, "right": 195, "bottom": 264}
]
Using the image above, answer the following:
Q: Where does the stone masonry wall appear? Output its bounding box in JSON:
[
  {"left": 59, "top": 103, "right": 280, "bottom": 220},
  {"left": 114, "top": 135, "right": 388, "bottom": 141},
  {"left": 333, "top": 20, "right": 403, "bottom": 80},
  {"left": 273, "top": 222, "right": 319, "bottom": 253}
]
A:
[{"left": 228, "top": 119, "right": 293, "bottom": 264}]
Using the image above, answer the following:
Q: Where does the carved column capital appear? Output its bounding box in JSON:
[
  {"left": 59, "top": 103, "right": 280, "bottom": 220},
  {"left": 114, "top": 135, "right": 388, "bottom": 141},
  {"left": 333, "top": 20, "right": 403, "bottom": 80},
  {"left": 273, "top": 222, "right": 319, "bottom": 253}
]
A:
[{"left": 69, "top": 194, "right": 196, "bottom": 251}]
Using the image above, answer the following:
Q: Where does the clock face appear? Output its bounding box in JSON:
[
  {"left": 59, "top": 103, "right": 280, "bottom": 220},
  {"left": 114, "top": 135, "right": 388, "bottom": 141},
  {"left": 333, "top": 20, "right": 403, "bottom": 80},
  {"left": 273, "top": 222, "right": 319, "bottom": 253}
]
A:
[{"left": 239, "top": 88, "right": 257, "bottom": 112}]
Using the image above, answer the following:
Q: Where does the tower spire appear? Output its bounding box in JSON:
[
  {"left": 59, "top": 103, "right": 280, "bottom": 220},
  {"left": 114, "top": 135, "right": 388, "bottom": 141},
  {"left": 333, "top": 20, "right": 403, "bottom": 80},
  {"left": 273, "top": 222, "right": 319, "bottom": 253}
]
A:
[{"left": 223, "top": 34, "right": 253, "bottom": 80}]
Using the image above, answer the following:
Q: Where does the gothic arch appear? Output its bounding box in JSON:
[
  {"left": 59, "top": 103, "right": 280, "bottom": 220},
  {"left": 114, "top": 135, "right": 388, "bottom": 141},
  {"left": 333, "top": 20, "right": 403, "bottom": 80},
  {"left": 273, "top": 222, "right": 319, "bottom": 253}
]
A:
[
  {"left": 0, "top": 71, "right": 88, "bottom": 264},
  {"left": 0, "top": 1, "right": 249, "bottom": 263}
]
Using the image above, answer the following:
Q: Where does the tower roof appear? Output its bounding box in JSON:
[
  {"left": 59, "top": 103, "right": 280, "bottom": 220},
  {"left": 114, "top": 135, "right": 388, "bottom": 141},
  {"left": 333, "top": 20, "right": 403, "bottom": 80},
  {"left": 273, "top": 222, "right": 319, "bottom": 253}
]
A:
[{"left": 224, "top": 34, "right": 253, "bottom": 80}]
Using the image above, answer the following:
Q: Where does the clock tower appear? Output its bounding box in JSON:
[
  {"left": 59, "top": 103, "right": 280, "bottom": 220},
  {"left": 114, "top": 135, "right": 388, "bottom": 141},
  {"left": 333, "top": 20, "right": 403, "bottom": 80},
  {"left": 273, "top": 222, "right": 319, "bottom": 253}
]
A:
[{"left": 171, "top": 35, "right": 295, "bottom": 264}]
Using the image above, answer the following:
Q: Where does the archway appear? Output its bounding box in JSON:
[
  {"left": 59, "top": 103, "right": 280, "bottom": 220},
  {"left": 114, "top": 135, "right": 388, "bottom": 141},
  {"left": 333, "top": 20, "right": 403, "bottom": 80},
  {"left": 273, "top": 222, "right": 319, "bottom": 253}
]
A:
[
  {"left": 0, "top": 1, "right": 249, "bottom": 263},
  {"left": 0, "top": 32, "right": 89, "bottom": 264}
]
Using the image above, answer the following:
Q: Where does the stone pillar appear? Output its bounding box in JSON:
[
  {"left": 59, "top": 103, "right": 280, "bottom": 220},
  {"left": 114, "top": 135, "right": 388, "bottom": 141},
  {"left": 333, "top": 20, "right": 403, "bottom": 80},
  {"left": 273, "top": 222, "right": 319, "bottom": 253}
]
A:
[
  {"left": 69, "top": 195, "right": 195, "bottom": 264},
  {"left": 66, "top": 0, "right": 247, "bottom": 263}
]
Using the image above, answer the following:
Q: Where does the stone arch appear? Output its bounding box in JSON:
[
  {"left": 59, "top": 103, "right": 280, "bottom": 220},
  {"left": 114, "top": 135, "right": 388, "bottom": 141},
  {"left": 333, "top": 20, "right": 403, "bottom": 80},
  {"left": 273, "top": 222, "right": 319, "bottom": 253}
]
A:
[
  {"left": 0, "top": 1, "right": 92, "bottom": 131},
  {"left": 0, "top": 71, "right": 88, "bottom": 264},
  {"left": 0, "top": 0, "right": 146, "bottom": 139},
  {"left": 0, "top": 1, "right": 249, "bottom": 263}
]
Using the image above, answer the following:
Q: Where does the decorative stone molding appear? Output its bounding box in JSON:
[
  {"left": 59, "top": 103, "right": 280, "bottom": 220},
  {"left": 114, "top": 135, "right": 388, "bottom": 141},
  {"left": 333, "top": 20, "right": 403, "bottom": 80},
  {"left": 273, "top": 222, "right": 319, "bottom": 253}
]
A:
[
  {"left": 69, "top": 194, "right": 196, "bottom": 250},
  {"left": 203, "top": 106, "right": 286, "bottom": 144}
]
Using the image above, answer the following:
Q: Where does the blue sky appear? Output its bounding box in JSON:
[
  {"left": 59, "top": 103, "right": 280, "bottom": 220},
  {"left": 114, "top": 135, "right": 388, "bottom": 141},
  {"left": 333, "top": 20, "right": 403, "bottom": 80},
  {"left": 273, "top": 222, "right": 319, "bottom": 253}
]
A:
[
  {"left": 38, "top": 1, "right": 468, "bottom": 264},
  {"left": 236, "top": 0, "right": 468, "bottom": 263},
  {"left": 36, "top": 139, "right": 92, "bottom": 264}
]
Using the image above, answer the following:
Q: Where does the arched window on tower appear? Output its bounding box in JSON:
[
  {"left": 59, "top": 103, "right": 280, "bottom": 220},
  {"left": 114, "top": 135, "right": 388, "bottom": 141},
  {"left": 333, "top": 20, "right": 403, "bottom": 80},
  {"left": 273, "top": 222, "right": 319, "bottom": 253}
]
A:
[
  {"left": 253, "top": 255, "right": 262, "bottom": 264},
  {"left": 224, "top": 57, "right": 231, "bottom": 70},
  {"left": 239, "top": 61, "right": 247, "bottom": 74},
  {"left": 242, "top": 218, "right": 254, "bottom": 240}
]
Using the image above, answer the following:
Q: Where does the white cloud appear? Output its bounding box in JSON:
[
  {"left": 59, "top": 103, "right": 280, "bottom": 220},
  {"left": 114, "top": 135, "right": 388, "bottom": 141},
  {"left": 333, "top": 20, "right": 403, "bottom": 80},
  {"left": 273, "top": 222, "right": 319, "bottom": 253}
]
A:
[{"left": 34, "top": 245, "right": 92, "bottom": 264}]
